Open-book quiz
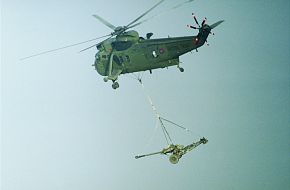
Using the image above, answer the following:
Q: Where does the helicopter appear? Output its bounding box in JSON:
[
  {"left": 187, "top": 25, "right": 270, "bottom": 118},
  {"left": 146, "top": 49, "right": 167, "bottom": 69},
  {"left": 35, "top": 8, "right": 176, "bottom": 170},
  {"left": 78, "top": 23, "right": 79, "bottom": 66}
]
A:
[
  {"left": 89, "top": 0, "right": 224, "bottom": 89},
  {"left": 21, "top": 0, "right": 224, "bottom": 89}
]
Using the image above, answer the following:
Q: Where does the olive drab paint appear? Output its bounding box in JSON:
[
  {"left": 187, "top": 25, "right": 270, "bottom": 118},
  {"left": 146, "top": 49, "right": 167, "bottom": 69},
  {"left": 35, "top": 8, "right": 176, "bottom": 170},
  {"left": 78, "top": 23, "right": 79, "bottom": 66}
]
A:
[{"left": 94, "top": 21, "right": 223, "bottom": 89}]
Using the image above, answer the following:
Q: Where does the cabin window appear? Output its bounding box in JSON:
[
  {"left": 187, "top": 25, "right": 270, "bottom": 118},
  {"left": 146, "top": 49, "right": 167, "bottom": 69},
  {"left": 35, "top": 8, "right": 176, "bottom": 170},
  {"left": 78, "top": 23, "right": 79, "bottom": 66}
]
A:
[
  {"left": 152, "top": 50, "right": 158, "bottom": 58},
  {"left": 125, "top": 55, "right": 131, "bottom": 62},
  {"left": 119, "top": 56, "right": 124, "bottom": 63}
]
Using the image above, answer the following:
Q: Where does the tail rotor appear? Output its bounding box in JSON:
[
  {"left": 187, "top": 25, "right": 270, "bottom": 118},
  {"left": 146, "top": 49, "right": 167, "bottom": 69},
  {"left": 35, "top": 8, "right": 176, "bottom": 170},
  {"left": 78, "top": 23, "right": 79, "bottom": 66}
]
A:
[
  {"left": 187, "top": 13, "right": 208, "bottom": 31},
  {"left": 187, "top": 13, "right": 224, "bottom": 46}
]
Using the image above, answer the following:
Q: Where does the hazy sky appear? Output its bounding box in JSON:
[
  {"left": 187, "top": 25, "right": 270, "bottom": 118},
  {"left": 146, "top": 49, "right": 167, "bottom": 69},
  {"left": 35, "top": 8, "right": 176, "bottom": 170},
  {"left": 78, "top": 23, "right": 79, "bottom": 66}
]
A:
[{"left": 1, "top": 0, "right": 289, "bottom": 190}]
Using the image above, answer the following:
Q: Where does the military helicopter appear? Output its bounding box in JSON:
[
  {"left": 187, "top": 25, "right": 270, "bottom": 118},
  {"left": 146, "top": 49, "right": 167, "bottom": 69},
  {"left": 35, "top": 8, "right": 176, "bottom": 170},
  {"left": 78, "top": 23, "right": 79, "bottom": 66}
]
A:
[
  {"left": 90, "top": 1, "right": 223, "bottom": 89},
  {"left": 21, "top": 0, "right": 224, "bottom": 89}
]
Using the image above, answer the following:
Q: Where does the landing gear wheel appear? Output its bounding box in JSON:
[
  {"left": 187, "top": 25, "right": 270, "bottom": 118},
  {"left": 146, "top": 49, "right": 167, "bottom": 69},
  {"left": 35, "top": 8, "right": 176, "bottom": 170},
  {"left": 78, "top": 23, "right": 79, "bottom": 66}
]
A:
[
  {"left": 112, "top": 82, "right": 119, "bottom": 89},
  {"left": 169, "top": 154, "right": 179, "bottom": 164},
  {"left": 179, "top": 67, "right": 184, "bottom": 72},
  {"left": 104, "top": 77, "right": 109, "bottom": 82}
]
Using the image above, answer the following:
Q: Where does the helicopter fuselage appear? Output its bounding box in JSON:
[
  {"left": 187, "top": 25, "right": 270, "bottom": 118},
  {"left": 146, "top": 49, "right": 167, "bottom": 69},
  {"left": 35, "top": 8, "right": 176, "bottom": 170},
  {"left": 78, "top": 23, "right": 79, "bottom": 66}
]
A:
[{"left": 93, "top": 27, "right": 210, "bottom": 77}]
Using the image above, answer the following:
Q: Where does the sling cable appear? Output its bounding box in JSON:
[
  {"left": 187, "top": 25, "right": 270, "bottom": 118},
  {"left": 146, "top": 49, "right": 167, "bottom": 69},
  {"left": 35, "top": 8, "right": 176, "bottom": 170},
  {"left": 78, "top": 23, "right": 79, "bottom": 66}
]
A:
[{"left": 132, "top": 74, "right": 208, "bottom": 164}]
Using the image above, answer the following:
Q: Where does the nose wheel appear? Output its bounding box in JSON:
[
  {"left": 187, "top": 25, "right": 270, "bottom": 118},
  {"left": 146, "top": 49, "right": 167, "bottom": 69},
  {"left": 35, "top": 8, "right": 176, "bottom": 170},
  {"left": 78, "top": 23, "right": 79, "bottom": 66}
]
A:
[
  {"left": 104, "top": 77, "right": 120, "bottom": 89},
  {"left": 112, "top": 81, "right": 119, "bottom": 89}
]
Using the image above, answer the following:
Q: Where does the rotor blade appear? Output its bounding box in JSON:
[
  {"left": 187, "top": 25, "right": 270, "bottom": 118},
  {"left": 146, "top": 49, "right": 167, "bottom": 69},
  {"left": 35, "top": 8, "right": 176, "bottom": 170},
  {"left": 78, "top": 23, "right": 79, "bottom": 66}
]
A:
[
  {"left": 192, "top": 13, "right": 200, "bottom": 27},
  {"left": 126, "top": 17, "right": 151, "bottom": 30},
  {"left": 128, "top": 0, "right": 197, "bottom": 29},
  {"left": 172, "top": 0, "right": 195, "bottom": 9},
  {"left": 92, "top": 14, "right": 116, "bottom": 30},
  {"left": 126, "top": 0, "right": 165, "bottom": 28},
  {"left": 20, "top": 34, "right": 111, "bottom": 60},
  {"left": 210, "top": 20, "right": 225, "bottom": 29},
  {"left": 126, "top": 20, "right": 144, "bottom": 30},
  {"left": 201, "top": 17, "right": 207, "bottom": 26},
  {"left": 79, "top": 36, "right": 112, "bottom": 52},
  {"left": 187, "top": 25, "right": 198, "bottom": 29}
]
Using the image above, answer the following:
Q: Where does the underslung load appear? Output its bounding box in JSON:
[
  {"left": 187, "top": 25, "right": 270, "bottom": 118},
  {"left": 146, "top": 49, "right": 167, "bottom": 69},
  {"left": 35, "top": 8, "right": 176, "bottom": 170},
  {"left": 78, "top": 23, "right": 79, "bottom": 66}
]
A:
[
  {"left": 135, "top": 137, "right": 208, "bottom": 164},
  {"left": 134, "top": 77, "right": 208, "bottom": 164}
]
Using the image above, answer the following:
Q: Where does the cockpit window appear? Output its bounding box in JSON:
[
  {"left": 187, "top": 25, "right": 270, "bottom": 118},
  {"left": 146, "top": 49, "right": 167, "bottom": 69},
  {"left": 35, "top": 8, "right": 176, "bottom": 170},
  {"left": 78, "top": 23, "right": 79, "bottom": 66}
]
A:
[
  {"left": 95, "top": 54, "right": 100, "bottom": 60},
  {"left": 97, "top": 44, "right": 104, "bottom": 50},
  {"left": 112, "top": 41, "right": 133, "bottom": 51},
  {"left": 102, "top": 55, "right": 107, "bottom": 59}
]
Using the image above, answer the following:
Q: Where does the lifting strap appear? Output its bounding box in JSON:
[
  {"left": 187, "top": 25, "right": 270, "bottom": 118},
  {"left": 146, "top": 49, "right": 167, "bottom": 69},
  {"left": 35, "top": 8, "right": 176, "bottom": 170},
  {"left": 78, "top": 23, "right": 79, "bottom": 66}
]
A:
[
  {"left": 132, "top": 73, "right": 196, "bottom": 145},
  {"left": 139, "top": 77, "right": 173, "bottom": 145}
]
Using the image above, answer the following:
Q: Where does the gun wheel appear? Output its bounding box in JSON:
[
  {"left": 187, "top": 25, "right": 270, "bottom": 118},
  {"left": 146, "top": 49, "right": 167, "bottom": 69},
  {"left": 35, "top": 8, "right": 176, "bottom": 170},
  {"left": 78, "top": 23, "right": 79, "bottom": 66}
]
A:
[{"left": 169, "top": 154, "right": 179, "bottom": 164}]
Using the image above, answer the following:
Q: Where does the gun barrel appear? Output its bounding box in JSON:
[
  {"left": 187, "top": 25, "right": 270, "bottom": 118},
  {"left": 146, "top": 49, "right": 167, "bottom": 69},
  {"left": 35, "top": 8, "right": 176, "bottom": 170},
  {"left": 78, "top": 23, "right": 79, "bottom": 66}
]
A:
[
  {"left": 135, "top": 151, "right": 163, "bottom": 159},
  {"left": 135, "top": 155, "right": 145, "bottom": 159}
]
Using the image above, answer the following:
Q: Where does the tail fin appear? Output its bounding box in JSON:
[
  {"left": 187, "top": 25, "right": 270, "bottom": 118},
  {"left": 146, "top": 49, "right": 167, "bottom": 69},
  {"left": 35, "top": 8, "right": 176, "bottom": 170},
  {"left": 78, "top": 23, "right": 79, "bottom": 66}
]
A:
[{"left": 210, "top": 20, "right": 225, "bottom": 29}]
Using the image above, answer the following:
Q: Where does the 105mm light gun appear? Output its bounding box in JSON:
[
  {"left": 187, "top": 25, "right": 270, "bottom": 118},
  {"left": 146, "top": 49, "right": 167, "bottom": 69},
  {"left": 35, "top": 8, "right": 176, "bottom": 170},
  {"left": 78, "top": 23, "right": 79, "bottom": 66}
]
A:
[{"left": 135, "top": 137, "right": 208, "bottom": 164}]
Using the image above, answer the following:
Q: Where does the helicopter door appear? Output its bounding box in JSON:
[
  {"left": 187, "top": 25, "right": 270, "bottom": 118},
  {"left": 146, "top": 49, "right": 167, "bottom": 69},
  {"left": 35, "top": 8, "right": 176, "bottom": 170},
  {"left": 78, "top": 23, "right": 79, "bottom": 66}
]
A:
[
  {"left": 111, "top": 55, "right": 124, "bottom": 75},
  {"left": 113, "top": 55, "right": 122, "bottom": 66}
]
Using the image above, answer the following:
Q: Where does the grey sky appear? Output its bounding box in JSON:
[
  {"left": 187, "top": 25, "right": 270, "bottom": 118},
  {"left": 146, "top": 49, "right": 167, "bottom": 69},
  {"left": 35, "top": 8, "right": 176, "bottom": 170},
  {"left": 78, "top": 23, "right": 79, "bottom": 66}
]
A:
[{"left": 1, "top": 0, "right": 289, "bottom": 190}]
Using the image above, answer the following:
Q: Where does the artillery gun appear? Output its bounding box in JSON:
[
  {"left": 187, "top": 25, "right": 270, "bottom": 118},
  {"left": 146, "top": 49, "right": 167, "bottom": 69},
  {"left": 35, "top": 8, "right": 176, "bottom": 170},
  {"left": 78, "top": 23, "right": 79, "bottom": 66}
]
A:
[{"left": 135, "top": 137, "right": 208, "bottom": 164}]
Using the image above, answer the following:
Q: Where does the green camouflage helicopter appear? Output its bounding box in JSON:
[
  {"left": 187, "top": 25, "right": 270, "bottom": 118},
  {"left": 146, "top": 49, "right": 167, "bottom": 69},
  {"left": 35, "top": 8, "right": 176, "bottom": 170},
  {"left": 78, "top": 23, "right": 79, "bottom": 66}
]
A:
[
  {"left": 22, "top": 0, "right": 224, "bottom": 89},
  {"left": 89, "top": 0, "right": 224, "bottom": 89}
]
